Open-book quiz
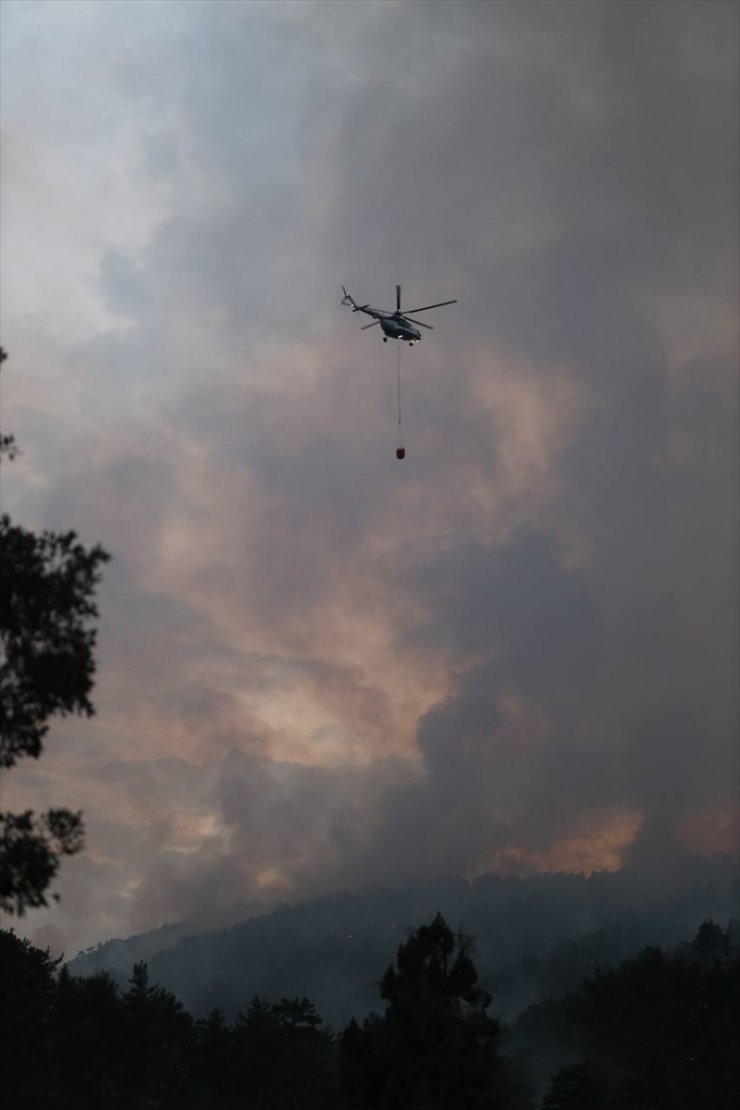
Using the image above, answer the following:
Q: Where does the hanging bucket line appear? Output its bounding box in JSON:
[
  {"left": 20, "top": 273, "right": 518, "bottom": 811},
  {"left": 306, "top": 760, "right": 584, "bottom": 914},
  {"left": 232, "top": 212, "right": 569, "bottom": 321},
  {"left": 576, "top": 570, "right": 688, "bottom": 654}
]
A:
[{"left": 395, "top": 341, "right": 405, "bottom": 460}]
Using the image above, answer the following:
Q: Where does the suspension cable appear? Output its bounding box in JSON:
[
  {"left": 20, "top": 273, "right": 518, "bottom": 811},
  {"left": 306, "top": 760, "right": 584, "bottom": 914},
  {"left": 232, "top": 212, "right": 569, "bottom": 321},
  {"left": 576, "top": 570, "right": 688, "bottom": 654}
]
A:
[{"left": 395, "top": 341, "right": 405, "bottom": 460}]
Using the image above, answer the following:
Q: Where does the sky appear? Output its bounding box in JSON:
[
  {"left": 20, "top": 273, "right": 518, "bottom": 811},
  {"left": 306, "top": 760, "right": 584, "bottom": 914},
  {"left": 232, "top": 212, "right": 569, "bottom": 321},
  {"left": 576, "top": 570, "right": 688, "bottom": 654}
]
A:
[{"left": 1, "top": 0, "right": 738, "bottom": 959}]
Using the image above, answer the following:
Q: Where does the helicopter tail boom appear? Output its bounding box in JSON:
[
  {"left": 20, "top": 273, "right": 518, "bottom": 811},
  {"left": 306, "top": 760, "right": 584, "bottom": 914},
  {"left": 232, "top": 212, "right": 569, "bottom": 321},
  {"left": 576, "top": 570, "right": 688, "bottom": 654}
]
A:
[{"left": 342, "top": 287, "right": 374, "bottom": 317}]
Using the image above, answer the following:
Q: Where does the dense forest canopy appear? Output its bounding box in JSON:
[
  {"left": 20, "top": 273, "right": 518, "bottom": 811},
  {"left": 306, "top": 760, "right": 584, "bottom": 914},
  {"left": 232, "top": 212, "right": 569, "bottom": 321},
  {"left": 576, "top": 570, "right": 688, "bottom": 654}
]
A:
[
  {"left": 3, "top": 916, "right": 738, "bottom": 1109},
  {"left": 68, "top": 855, "right": 739, "bottom": 1028}
]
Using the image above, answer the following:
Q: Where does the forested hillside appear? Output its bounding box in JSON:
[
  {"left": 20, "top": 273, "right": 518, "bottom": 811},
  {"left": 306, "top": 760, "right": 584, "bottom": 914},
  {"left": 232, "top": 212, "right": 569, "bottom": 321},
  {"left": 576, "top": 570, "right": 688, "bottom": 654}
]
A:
[
  {"left": 69, "top": 856, "right": 739, "bottom": 1027},
  {"left": 3, "top": 917, "right": 738, "bottom": 1108},
  {"left": 517, "top": 919, "right": 740, "bottom": 1107}
]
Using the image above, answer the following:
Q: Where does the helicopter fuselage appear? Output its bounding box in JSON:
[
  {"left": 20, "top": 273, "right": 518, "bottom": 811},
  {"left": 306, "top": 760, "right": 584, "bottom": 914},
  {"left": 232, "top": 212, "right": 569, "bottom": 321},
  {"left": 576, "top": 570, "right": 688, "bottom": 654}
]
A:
[
  {"left": 353, "top": 307, "right": 421, "bottom": 344},
  {"left": 378, "top": 314, "right": 421, "bottom": 344}
]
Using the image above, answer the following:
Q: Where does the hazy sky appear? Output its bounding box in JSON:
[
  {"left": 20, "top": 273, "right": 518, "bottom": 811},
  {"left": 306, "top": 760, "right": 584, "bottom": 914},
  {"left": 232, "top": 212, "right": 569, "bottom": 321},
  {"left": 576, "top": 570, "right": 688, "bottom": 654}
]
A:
[{"left": 1, "top": 0, "right": 738, "bottom": 958}]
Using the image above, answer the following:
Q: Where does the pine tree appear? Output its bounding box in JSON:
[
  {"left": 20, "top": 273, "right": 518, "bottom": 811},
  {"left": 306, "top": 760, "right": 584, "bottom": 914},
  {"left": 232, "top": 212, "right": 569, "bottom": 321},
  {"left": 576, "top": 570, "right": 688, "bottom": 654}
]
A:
[
  {"left": 341, "top": 913, "right": 505, "bottom": 1109},
  {"left": 0, "top": 930, "right": 59, "bottom": 1108}
]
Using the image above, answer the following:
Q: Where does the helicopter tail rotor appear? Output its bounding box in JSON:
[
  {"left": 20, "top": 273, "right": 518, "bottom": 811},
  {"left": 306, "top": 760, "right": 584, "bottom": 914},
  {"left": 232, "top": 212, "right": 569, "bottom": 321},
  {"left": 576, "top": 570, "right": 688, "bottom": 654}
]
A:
[{"left": 341, "top": 287, "right": 372, "bottom": 313}]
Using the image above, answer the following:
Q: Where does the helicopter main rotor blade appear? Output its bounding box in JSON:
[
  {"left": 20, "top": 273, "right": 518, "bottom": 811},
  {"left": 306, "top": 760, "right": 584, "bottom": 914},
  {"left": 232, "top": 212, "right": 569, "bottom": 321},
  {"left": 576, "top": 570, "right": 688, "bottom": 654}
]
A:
[
  {"left": 360, "top": 320, "right": 380, "bottom": 330},
  {"left": 404, "top": 317, "right": 434, "bottom": 329},
  {"left": 396, "top": 285, "right": 401, "bottom": 313},
  {"left": 403, "top": 299, "right": 457, "bottom": 314}
]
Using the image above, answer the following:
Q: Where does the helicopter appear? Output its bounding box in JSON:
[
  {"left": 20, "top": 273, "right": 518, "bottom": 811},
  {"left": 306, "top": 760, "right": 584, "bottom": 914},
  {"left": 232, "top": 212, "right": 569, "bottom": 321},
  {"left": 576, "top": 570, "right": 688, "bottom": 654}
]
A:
[{"left": 341, "top": 284, "right": 456, "bottom": 344}]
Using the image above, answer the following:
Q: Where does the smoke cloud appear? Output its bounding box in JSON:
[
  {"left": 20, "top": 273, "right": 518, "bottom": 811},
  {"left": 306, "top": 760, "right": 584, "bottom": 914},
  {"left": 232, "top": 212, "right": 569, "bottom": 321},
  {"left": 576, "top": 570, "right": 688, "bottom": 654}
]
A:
[{"left": 1, "top": 0, "right": 737, "bottom": 957}]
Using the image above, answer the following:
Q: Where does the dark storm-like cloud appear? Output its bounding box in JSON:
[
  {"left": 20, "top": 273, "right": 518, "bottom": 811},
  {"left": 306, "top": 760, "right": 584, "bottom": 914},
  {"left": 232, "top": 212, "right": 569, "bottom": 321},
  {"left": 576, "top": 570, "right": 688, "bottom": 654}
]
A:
[
  {"left": 327, "top": 1, "right": 739, "bottom": 323},
  {"left": 4, "top": 0, "right": 737, "bottom": 954},
  {"left": 95, "top": 746, "right": 417, "bottom": 935},
  {"left": 341, "top": 529, "right": 614, "bottom": 878},
  {"left": 319, "top": 7, "right": 740, "bottom": 874},
  {"left": 368, "top": 509, "right": 737, "bottom": 877},
  {"left": 184, "top": 4, "right": 740, "bottom": 908}
]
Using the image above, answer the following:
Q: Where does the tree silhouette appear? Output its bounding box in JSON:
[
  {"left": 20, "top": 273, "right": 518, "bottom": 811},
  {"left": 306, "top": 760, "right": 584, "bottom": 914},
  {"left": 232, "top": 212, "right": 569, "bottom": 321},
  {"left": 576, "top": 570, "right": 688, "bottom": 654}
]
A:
[
  {"left": 53, "top": 965, "right": 124, "bottom": 1108},
  {"left": 542, "top": 1062, "right": 636, "bottom": 1110},
  {"left": 534, "top": 920, "right": 740, "bottom": 1109},
  {"left": 232, "top": 993, "right": 340, "bottom": 1108},
  {"left": 193, "top": 1007, "right": 233, "bottom": 1107},
  {"left": 0, "top": 348, "right": 18, "bottom": 460},
  {"left": 121, "top": 961, "right": 194, "bottom": 1108},
  {"left": 341, "top": 912, "right": 506, "bottom": 1109},
  {"left": 0, "top": 348, "right": 109, "bottom": 912},
  {"left": 0, "top": 516, "right": 109, "bottom": 768},
  {"left": 4, "top": 919, "right": 736, "bottom": 1109},
  {"left": 0, "top": 929, "right": 59, "bottom": 1107}
]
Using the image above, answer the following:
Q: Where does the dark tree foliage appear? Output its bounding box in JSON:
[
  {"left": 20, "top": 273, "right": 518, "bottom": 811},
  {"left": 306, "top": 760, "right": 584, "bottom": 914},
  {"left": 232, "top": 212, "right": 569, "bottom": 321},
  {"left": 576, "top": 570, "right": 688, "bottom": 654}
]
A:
[
  {"left": 3, "top": 920, "right": 737, "bottom": 1109},
  {"left": 232, "top": 993, "right": 340, "bottom": 1108},
  {"left": 0, "top": 349, "right": 109, "bottom": 914},
  {"left": 0, "top": 515, "right": 110, "bottom": 768},
  {"left": 533, "top": 920, "right": 740, "bottom": 1110},
  {"left": 0, "top": 930, "right": 344, "bottom": 1109},
  {"left": 0, "top": 929, "right": 60, "bottom": 1106},
  {"left": 340, "top": 912, "right": 511, "bottom": 1109},
  {"left": 194, "top": 1007, "right": 233, "bottom": 1107},
  {"left": 0, "top": 346, "right": 15, "bottom": 460},
  {"left": 119, "top": 960, "right": 195, "bottom": 1109},
  {"left": 542, "top": 1061, "right": 648, "bottom": 1110},
  {"left": 0, "top": 432, "right": 19, "bottom": 460},
  {"left": 52, "top": 964, "right": 125, "bottom": 1108},
  {"left": 0, "top": 809, "right": 85, "bottom": 915}
]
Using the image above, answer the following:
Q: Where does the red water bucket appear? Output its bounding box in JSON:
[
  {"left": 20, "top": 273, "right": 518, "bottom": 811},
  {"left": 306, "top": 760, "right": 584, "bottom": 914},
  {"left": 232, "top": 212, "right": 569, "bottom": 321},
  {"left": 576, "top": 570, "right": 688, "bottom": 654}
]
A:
[{"left": 396, "top": 447, "right": 405, "bottom": 460}]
